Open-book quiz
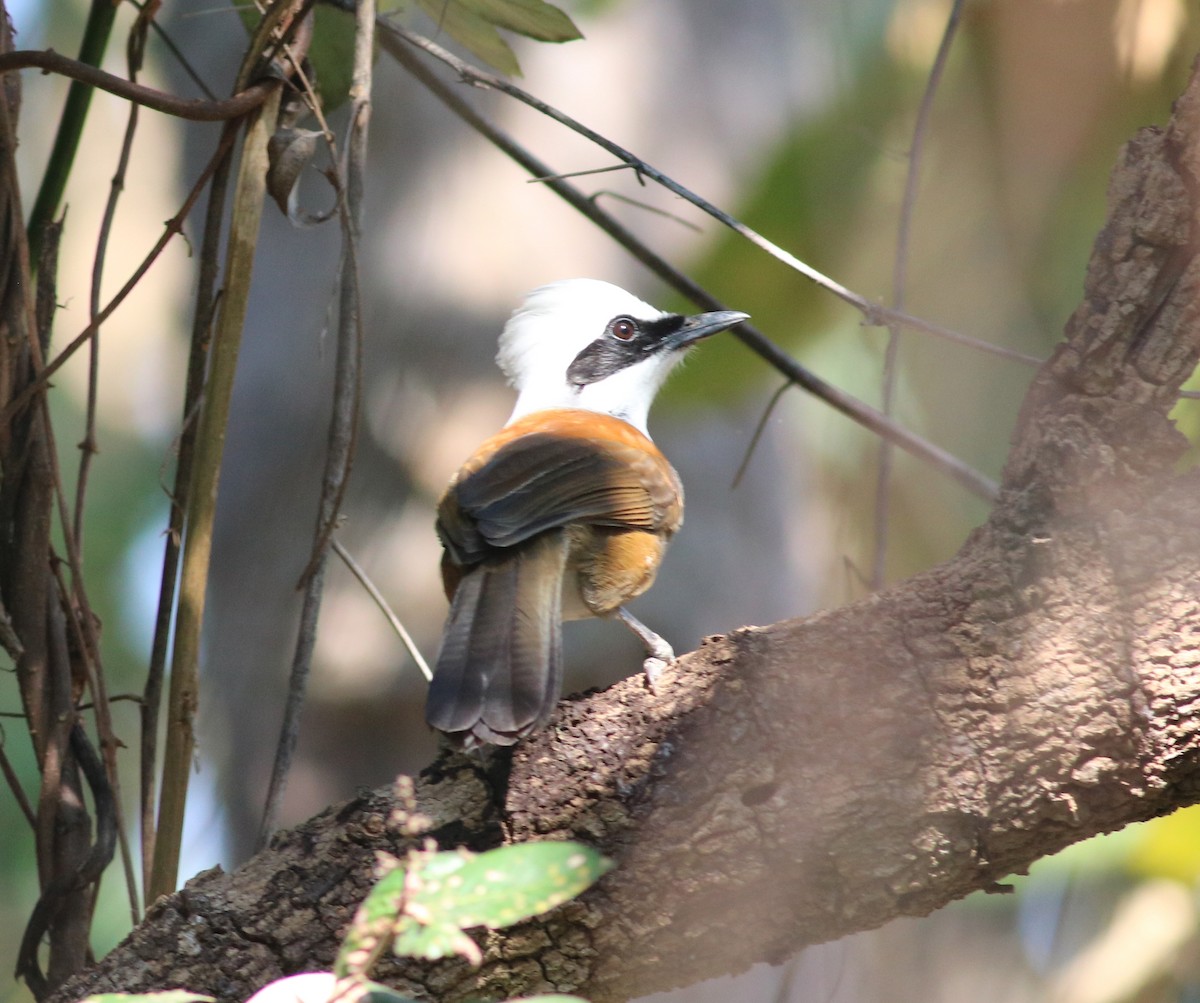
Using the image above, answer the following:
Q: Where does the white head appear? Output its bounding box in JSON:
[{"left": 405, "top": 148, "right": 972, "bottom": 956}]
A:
[{"left": 497, "top": 279, "right": 748, "bottom": 434}]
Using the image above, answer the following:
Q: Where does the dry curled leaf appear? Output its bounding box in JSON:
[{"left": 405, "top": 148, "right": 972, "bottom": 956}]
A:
[{"left": 267, "top": 126, "right": 322, "bottom": 219}]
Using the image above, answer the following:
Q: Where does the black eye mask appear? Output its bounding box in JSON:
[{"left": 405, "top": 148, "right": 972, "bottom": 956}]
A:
[{"left": 566, "top": 314, "right": 686, "bottom": 387}]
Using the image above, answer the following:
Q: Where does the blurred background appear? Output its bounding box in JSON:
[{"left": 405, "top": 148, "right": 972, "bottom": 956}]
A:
[{"left": 2, "top": 0, "right": 1200, "bottom": 1000}]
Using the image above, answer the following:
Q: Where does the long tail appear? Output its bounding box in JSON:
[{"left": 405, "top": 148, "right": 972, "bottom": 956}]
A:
[{"left": 425, "top": 531, "right": 566, "bottom": 746}]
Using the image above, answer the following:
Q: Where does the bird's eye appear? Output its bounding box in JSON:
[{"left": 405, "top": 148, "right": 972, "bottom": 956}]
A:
[{"left": 611, "top": 318, "right": 637, "bottom": 341}]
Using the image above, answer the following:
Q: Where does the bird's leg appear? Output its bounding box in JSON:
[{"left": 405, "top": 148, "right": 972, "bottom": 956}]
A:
[{"left": 615, "top": 607, "right": 674, "bottom": 688}]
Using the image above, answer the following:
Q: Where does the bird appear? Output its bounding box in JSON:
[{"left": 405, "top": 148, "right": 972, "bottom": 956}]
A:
[{"left": 425, "top": 278, "right": 749, "bottom": 747}]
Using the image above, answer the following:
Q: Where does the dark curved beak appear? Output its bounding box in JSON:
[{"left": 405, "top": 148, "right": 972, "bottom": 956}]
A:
[{"left": 667, "top": 309, "right": 750, "bottom": 350}]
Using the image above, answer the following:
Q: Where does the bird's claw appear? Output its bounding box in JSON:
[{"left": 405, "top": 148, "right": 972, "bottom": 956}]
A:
[{"left": 642, "top": 653, "right": 673, "bottom": 692}]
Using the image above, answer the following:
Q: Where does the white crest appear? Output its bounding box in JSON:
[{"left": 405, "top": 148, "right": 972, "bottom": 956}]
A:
[{"left": 497, "top": 279, "right": 683, "bottom": 434}]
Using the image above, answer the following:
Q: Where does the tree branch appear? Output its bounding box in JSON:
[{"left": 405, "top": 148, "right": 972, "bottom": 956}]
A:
[
  {"left": 0, "top": 49, "right": 275, "bottom": 122},
  {"left": 375, "top": 15, "right": 1040, "bottom": 369},
  {"left": 50, "top": 50, "right": 1200, "bottom": 1003},
  {"left": 376, "top": 23, "right": 1000, "bottom": 503}
]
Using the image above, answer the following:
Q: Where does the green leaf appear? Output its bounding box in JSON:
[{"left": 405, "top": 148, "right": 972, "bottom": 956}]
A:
[
  {"left": 406, "top": 842, "right": 611, "bottom": 933},
  {"left": 457, "top": 0, "right": 582, "bottom": 43},
  {"left": 232, "top": 3, "right": 359, "bottom": 113},
  {"left": 389, "top": 849, "right": 483, "bottom": 962},
  {"left": 307, "top": 5, "right": 359, "bottom": 112},
  {"left": 341, "top": 842, "right": 610, "bottom": 967},
  {"left": 335, "top": 866, "right": 408, "bottom": 976},
  {"left": 79, "top": 994, "right": 214, "bottom": 1003},
  {"left": 416, "top": 0, "right": 582, "bottom": 74},
  {"left": 392, "top": 911, "right": 482, "bottom": 963},
  {"left": 233, "top": 2, "right": 256, "bottom": 36},
  {"left": 416, "top": 0, "right": 521, "bottom": 75}
]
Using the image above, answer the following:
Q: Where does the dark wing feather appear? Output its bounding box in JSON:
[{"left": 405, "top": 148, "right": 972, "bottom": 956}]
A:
[{"left": 438, "top": 431, "right": 676, "bottom": 565}]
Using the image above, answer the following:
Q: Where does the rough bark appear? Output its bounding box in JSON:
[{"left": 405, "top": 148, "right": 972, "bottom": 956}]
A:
[{"left": 52, "top": 55, "right": 1200, "bottom": 1003}]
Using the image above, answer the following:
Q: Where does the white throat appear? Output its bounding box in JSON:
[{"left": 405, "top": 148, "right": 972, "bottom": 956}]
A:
[{"left": 504, "top": 355, "right": 682, "bottom": 433}]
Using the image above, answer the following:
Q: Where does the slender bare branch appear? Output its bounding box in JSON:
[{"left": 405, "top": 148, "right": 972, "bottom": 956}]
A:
[
  {"left": 0, "top": 725, "right": 36, "bottom": 828},
  {"left": 130, "top": 0, "right": 220, "bottom": 101},
  {"left": 380, "top": 16, "right": 1040, "bottom": 369},
  {"left": 332, "top": 538, "right": 431, "bottom": 682},
  {"left": 0, "top": 59, "right": 117, "bottom": 992},
  {"left": 83, "top": 5, "right": 164, "bottom": 928},
  {"left": 258, "top": 0, "right": 375, "bottom": 852},
  {"left": 0, "top": 125, "right": 239, "bottom": 429},
  {"left": 731, "top": 379, "right": 791, "bottom": 491},
  {"left": 588, "top": 191, "right": 702, "bottom": 232},
  {"left": 378, "top": 25, "right": 999, "bottom": 501},
  {"left": 872, "top": 0, "right": 966, "bottom": 589},
  {"left": 0, "top": 49, "right": 275, "bottom": 121},
  {"left": 76, "top": 10, "right": 149, "bottom": 556}
]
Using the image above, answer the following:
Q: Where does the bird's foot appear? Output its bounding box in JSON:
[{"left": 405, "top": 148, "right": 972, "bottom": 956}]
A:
[
  {"left": 616, "top": 607, "right": 674, "bottom": 693},
  {"left": 642, "top": 653, "right": 674, "bottom": 691}
]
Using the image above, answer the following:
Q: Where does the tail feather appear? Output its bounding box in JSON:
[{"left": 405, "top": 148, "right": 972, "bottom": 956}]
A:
[
  {"left": 425, "top": 571, "right": 487, "bottom": 734},
  {"left": 426, "top": 531, "right": 566, "bottom": 745}
]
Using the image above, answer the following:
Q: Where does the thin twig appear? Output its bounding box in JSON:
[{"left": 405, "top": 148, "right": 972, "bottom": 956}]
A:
[
  {"left": 589, "top": 190, "right": 702, "bottom": 232},
  {"left": 0, "top": 724, "right": 36, "bottom": 828},
  {"left": 235, "top": 0, "right": 317, "bottom": 93},
  {"left": 378, "top": 26, "right": 999, "bottom": 502},
  {"left": 17, "top": 228, "right": 122, "bottom": 1001},
  {"left": 0, "top": 69, "right": 132, "bottom": 961},
  {"left": 47, "top": 557, "right": 126, "bottom": 924},
  {"left": 131, "top": 0, "right": 220, "bottom": 100},
  {"left": 332, "top": 538, "right": 432, "bottom": 682},
  {"left": 76, "top": 11, "right": 149, "bottom": 557},
  {"left": 258, "top": 0, "right": 374, "bottom": 853},
  {"left": 380, "top": 16, "right": 1040, "bottom": 369},
  {"left": 67, "top": 5, "right": 157, "bottom": 928},
  {"left": 731, "top": 380, "right": 791, "bottom": 491},
  {"left": 0, "top": 49, "right": 276, "bottom": 122},
  {"left": 872, "top": 0, "right": 965, "bottom": 590},
  {"left": 0, "top": 127, "right": 239, "bottom": 429},
  {"left": 79, "top": 693, "right": 144, "bottom": 709},
  {"left": 526, "top": 163, "right": 642, "bottom": 183}
]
